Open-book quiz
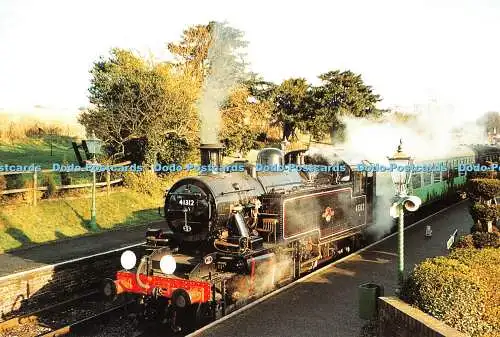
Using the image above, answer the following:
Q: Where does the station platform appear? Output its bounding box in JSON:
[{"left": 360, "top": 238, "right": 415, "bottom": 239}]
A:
[
  {"left": 193, "top": 200, "right": 471, "bottom": 337},
  {"left": 0, "top": 221, "right": 165, "bottom": 278}
]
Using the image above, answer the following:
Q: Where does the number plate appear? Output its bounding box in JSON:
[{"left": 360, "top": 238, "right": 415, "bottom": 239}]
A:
[{"left": 179, "top": 199, "right": 195, "bottom": 206}]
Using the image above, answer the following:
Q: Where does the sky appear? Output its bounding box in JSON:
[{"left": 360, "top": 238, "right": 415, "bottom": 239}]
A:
[{"left": 0, "top": 0, "right": 499, "bottom": 123}]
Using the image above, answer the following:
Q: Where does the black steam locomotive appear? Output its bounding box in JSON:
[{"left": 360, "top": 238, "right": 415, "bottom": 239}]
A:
[{"left": 104, "top": 143, "right": 376, "bottom": 331}]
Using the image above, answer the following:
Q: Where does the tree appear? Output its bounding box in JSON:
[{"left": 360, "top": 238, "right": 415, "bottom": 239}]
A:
[
  {"left": 79, "top": 49, "right": 199, "bottom": 165},
  {"left": 271, "top": 78, "right": 312, "bottom": 140},
  {"left": 169, "top": 21, "right": 250, "bottom": 145},
  {"left": 219, "top": 87, "right": 255, "bottom": 155},
  {"left": 244, "top": 72, "right": 277, "bottom": 102},
  {"left": 167, "top": 22, "right": 213, "bottom": 82},
  {"left": 168, "top": 21, "right": 248, "bottom": 86},
  {"left": 309, "top": 70, "right": 381, "bottom": 142}
]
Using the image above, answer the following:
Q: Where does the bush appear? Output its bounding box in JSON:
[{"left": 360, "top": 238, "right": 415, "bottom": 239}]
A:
[
  {"left": 472, "top": 232, "right": 500, "bottom": 248},
  {"left": 401, "top": 248, "right": 500, "bottom": 336},
  {"left": 6, "top": 174, "right": 26, "bottom": 190},
  {"left": 454, "top": 234, "right": 475, "bottom": 249},
  {"left": 470, "top": 202, "right": 498, "bottom": 222},
  {"left": 466, "top": 178, "right": 500, "bottom": 202},
  {"left": 123, "top": 171, "right": 167, "bottom": 197},
  {"left": 256, "top": 132, "right": 267, "bottom": 142},
  {"left": 455, "top": 233, "right": 500, "bottom": 249},
  {"left": 0, "top": 175, "right": 6, "bottom": 191},
  {"left": 469, "top": 170, "right": 497, "bottom": 179},
  {"left": 42, "top": 173, "right": 58, "bottom": 198}
]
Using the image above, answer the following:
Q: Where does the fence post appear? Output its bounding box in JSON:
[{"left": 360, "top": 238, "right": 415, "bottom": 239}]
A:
[
  {"left": 106, "top": 171, "right": 110, "bottom": 196},
  {"left": 33, "top": 169, "right": 37, "bottom": 206}
]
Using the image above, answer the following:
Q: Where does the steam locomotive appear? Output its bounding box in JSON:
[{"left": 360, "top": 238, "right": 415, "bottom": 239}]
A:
[
  {"left": 102, "top": 142, "right": 500, "bottom": 332},
  {"left": 102, "top": 143, "right": 379, "bottom": 331}
]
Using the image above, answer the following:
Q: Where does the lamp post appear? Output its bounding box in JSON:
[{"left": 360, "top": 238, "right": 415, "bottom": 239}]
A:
[
  {"left": 86, "top": 133, "right": 102, "bottom": 231},
  {"left": 388, "top": 140, "right": 422, "bottom": 291}
]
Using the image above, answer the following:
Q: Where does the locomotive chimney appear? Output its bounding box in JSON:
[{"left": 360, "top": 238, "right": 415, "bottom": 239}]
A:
[{"left": 199, "top": 143, "right": 225, "bottom": 172}]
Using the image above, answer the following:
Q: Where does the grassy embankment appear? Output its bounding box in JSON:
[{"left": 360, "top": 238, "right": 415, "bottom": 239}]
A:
[{"left": 0, "top": 136, "right": 163, "bottom": 252}]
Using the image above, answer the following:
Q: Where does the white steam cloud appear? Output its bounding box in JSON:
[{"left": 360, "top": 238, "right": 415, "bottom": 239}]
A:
[
  {"left": 310, "top": 100, "right": 489, "bottom": 240},
  {"left": 198, "top": 22, "right": 248, "bottom": 144}
]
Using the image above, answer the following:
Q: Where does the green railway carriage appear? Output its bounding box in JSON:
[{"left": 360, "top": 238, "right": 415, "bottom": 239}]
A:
[
  {"left": 409, "top": 146, "right": 475, "bottom": 205},
  {"left": 375, "top": 145, "right": 476, "bottom": 210}
]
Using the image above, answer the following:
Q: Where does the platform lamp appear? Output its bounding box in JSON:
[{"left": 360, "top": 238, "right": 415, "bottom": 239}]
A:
[
  {"left": 388, "top": 139, "right": 422, "bottom": 292},
  {"left": 86, "top": 133, "right": 102, "bottom": 231}
]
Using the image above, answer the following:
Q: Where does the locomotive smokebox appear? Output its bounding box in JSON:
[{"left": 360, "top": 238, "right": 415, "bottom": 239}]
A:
[{"left": 199, "top": 143, "right": 224, "bottom": 170}]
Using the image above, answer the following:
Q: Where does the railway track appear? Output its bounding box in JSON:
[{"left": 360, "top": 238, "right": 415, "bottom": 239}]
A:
[{"left": 0, "top": 292, "right": 131, "bottom": 337}]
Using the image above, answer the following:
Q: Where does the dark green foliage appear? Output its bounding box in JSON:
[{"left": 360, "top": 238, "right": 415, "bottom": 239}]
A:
[
  {"left": 271, "top": 78, "right": 311, "bottom": 140},
  {"left": 80, "top": 48, "right": 199, "bottom": 166},
  {"left": 255, "top": 132, "right": 267, "bottom": 142},
  {"left": 454, "top": 234, "right": 475, "bottom": 249},
  {"left": 306, "top": 70, "right": 382, "bottom": 141},
  {"left": 469, "top": 203, "right": 498, "bottom": 222},
  {"left": 59, "top": 160, "right": 72, "bottom": 186},
  {"left": 220, "top": 128, "right": 255, "bottom": 157},
  {"left": 468, "top": 170, "right": 497, "bottom": 179},
  {"left": 60, "top": 171, "right": 72, "bottom": 186},
  {"left": 123, "top": 171, "right": 167, "bottom": 197},
  {"left": 42, "top": 173, "right": 57, "bottom": 198},
  {"left": 466, "top": 178, "right": 500, "bottom": 202},
  {"left": 6, "top": 174, "right": 26, "bottom": 190},
  {"left": 455, "top": 233, "right": 500, "bottom": 249},
  {"left": 472, "top": 232, "right": 500, "bottom": 248},
  {"left": 401, "top": 248, "right": 499, "bottom": 336},
  {"left": 158, "top": 134, "right": 193, "bottom": 165}
]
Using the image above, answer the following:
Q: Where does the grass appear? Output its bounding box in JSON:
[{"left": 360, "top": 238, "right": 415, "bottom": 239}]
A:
[
  {"left": 0, "top": 189, "right": 163, "bottom": 252},
  {"left": 0, "top": 136, "right": 79, "bottom": 169}
]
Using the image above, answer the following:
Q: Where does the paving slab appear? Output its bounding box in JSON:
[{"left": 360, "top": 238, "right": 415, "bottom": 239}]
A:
[
  {"left": 197, "top": 201, "right": 471, "bottom": 337},
  {"left": 0, "top": 221, "right": 166, "bottom": 277}
]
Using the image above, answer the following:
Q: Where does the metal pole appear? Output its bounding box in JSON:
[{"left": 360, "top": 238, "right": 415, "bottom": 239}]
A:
[
  {"left": 90, "top": 156, "right": 97, "bottom": 230},
  {"left": 398, "top": 204, "right": 404, "bottom": 288}
]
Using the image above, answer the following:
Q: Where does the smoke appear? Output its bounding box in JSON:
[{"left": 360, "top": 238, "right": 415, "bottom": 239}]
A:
[
  {"left": 231, "top": 256, "right": 293, "bottom": 301},
  {"left": 310, "top": 100, "right": 489, "bottom": 240},
  {"left": 198, "top": 22, "right": 248, "bottom": 144},
  {"left": 338, "top": 109, "right": 486, "bottom": 163}
]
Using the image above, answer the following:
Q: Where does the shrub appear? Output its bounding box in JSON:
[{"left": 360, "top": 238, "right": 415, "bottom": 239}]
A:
[
  {"left": 466, "top": 178, "right": 500, "bottom": 202},
  {"left": 472, "top": 232, "right": 500, "bottom": 248},
  {"left": 6, "top": 174, "right": 26, "bottom": 190},
  {"left": 256, "top": 132, "right": 267, "bottom": 142},
  {"left": 42, "top": 173, "right": 58, "bottom": 198},
  {"left": 123, "top": 171, "right": 166, "bottom": 197},
  {"left": 469, "top": 170, "right": 497, "bottom": 179},
  {"left": 401, "top": 248, "right": 499, "bottom": 336},
  {"left": 470, "top": 202, "right": 498, "bottom": 222},
  {"left": 0, "top": 175, "right": 6, "bottom": 191},
  {"left": 454, "top": 234, "right": 475, "bottom": 249},
  {"left": 454, "top": 233, "right": 500, "bottom": 249}
]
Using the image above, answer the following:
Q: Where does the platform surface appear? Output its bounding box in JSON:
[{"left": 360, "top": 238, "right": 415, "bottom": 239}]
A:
[
  {"left": 0, "top": 221, "right": 166, "bottom": 278},
  {"left": 196, "top": 201, "right": 471, "bottom": 337}
]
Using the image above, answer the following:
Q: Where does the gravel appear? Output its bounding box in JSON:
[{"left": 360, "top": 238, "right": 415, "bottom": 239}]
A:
[{"left": 1, "top": 296, "right": 128, "bottom": 337}]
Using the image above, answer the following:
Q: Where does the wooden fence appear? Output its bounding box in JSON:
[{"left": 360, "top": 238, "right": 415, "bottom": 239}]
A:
[{"left": 0, "top": 161, "right": 131, "bottom": 205}]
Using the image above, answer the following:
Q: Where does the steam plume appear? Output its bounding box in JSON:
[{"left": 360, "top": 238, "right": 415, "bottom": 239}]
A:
[
  {"left": 198, "top": 22, "right": 248, "bottom": 144},
  {"left": 310, "top": 100, "right": 489, "bottom": 239}
]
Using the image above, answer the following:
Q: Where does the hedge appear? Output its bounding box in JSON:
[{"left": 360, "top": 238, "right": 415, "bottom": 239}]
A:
[
  {"left": 469, "top": 202, "right": 499, "bottom": 222},
  {"left": 401, "top": 248, "right": 500, "bottom": 337},
  {"left": 454, "top": 232, "right": 500, "bottom": 249},
  {"left": 466, "top": 178, "right": 500, "bottom": 202}
]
